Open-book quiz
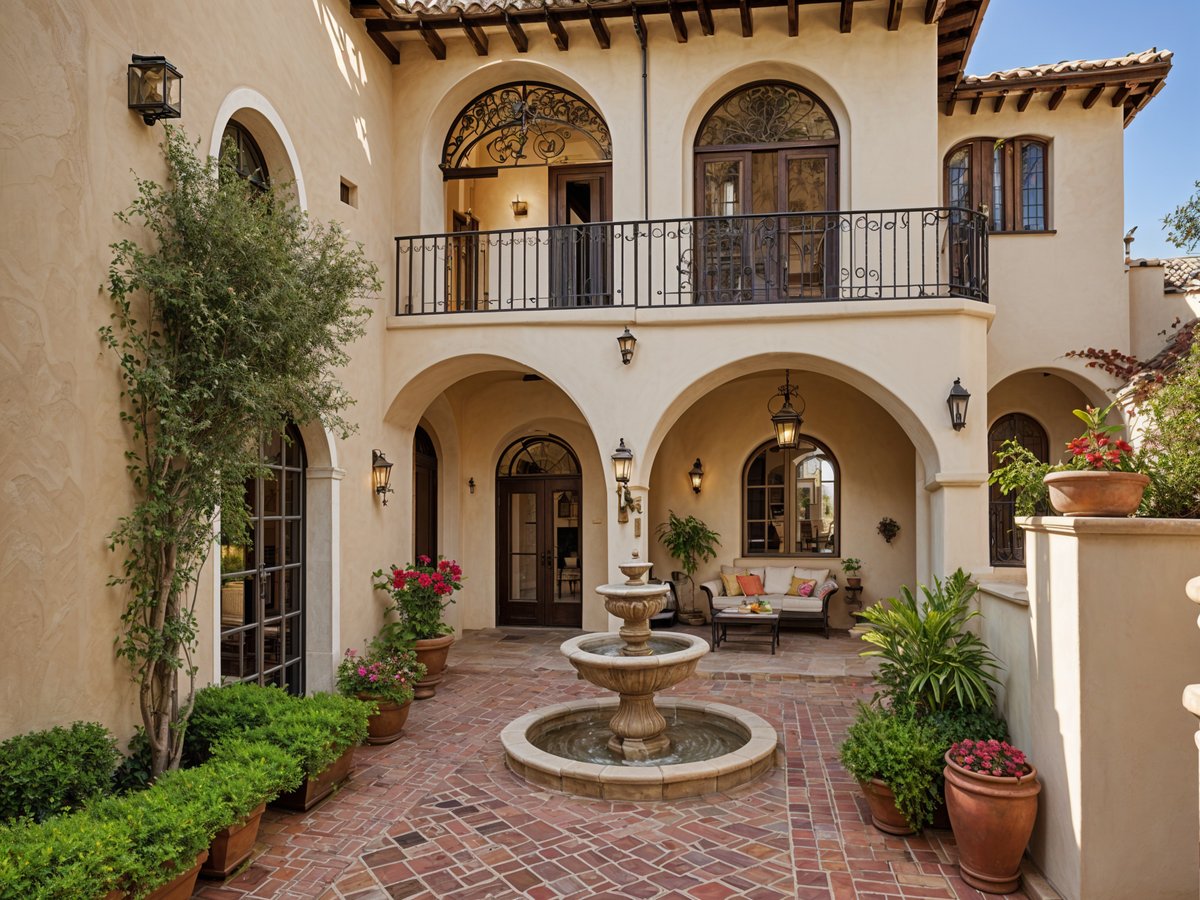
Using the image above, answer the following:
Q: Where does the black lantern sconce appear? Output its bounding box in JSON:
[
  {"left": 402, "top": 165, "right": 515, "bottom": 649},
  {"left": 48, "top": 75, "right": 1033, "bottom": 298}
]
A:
[
  {"left": 611, "top": 438, "right": 642, "bottom": 524},
  {"left": 617, "top": 327, "right": 637, "bottom": 366},
  {"left": 768, "top": 370, "right": 806, "bottom": 450},
  {"left": 372, "top": 450, "right": 394, "bottom": 505},
  {"left": 468, "top": 477, "right": 476, "bottom": 495},
  {"left": 688, "top": 458, "right": 704, "bottom": 494},
  {"left": 947, "top": 378, "right": 971, "bottom": 431},
  {"left": 127, "top": 55, "right": 182, "bottom": 125}
]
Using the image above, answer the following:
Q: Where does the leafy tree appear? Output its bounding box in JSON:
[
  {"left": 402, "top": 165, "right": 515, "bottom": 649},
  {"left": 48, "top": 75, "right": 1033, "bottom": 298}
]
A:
[
  {"left": 1164, "top": 179, "right": 1200, "bottom": 251},
  {"left": 102, "top": 126, "right": 378, "bottom": 777},
  {"left": 1136, "top": 342, "right": 1200, "bottom": 518}
]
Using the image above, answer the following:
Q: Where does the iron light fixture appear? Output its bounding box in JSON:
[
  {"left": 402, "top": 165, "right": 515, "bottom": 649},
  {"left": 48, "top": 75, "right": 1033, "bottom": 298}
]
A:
[
  {"left": 127, "top": 54, "right": 182, "bottom": 125},
  {"left": 947, "top": 378, "right": 971, "bottom": 431},
  {"left": 511, "top": 195, "right": 528, "bottom": 216},
  {"left": 617, "top": 327, "right": 637, "bottom": 365},
  {"left": 688, "top": 458, "right": 704, "bottom": 494},
  {"left": 372, "top": 450, "right": 394, "bottom": 505},
  {"left": 768, "top": 370, "right": 806, "bottom": 450},
  {"left": 468, "top": 477, "right": 476, "bottom": 495},
  {"left": 611, "top": 439, "right": 642, "bottom": 524}
]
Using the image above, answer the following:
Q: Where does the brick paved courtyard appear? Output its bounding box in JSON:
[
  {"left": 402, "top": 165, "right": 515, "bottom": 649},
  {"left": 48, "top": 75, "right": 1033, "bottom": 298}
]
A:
[{"left": 194, "top": 627, "right": 1031, "bottom": 900}]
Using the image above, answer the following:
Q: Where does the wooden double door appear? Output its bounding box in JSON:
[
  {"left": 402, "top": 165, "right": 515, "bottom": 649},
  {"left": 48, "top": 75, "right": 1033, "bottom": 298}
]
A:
[{"left": 497, "top": 476, "right": 582, "bottom": 627}]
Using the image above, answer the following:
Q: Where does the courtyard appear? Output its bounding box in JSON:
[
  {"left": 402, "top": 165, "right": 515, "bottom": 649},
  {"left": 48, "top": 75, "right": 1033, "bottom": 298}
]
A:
[{"left": 194, "top": 628, "right": 1036, "bottom": 900}]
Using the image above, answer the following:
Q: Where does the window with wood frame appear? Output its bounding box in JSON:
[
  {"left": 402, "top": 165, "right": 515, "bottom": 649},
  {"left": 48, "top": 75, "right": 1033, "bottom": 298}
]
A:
[{"left": 945, "top": 137, "right": 1049, "bottom": 233}]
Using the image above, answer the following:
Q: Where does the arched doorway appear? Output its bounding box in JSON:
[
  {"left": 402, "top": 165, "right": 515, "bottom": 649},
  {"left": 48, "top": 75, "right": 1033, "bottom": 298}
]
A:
[
  {"left": 694, "top": 81, "right": 839, "bottom": 301},
  {"left": 496, "top": 435, "right": 582, "bottom": 627},
  {"left": 219, "top": 424, "right": 306, "bottom": 693},
  {"left": 413, "top": 425, "right": 438, "bottom": 561},
  {"left": 988, "top": 413, "right": 1049, "bottom": 567}
]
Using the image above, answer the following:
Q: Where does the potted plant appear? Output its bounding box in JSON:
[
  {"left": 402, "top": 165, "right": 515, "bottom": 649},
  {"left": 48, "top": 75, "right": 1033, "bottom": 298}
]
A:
[
  {"left": 991, "top": 403, "right": 1148, "bottom": 517},
  {"left": 336, "top": 647, "right": 425, "bottom": 744},
  {"left": 841, "top": 557, "right": 862, "bottom": 589},
  {"left": 655, "top": 512, "right": 720, "bottom": 626},
  {"left": 374, "top": 556, "right": 464, "bottom": 699},
  {"left": 876, "top": 517, "right": 900, "bottom": 543},
  {"left": 944, "top": 739, "right": 1041, "bottom": 894},
  {"left": 839, "top": 703, "right": 944, "bottom": 835}
]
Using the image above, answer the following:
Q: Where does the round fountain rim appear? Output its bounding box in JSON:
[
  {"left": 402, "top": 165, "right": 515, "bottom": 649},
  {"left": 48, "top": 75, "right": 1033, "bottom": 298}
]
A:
[
  {"left": 594, "top": 581, "right": 672, "bottom": 597},
  {"left": 561, "top": 631, "right": 709, "bottom": 668},
  {"left": 501, "top": 698, "right": 778, "bottom": 800}
]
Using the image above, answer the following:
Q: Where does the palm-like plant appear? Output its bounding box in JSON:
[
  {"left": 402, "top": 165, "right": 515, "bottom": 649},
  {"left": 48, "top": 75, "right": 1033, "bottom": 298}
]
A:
[
  {"left": 859, "top": 569, "right": 1000, "bottom": 713},
  {"left": 655, "top": 511, "right": 720, "bottom": 618}
]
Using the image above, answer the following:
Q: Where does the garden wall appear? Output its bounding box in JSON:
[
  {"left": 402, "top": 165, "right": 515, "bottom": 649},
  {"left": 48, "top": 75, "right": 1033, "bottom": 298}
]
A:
[{"left": 979, "top": 517, "right": 1200, "bottom": 900}]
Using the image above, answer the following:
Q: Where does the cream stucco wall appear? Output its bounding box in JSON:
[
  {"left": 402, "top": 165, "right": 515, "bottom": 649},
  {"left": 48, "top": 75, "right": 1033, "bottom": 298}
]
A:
[
  {"left": 1128, "top": 262, "right": 1200, "bottom": 360},
  {"left": 987, "top": 371, "right": 1097, "bottom": 463}
]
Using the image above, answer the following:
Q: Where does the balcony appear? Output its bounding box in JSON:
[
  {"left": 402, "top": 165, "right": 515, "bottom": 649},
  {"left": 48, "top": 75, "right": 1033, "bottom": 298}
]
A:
[{"left": 393, "top": 208, "right": 988, "bottom": 316}]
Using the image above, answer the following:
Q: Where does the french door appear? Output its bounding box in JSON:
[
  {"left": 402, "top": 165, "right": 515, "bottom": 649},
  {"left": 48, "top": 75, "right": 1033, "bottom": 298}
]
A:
[
  {"left": 497, "top": 476, "right": 582, "bottom": 627},
  {"left": 549, "top": 163, "right": 612, "bottom": 307}
]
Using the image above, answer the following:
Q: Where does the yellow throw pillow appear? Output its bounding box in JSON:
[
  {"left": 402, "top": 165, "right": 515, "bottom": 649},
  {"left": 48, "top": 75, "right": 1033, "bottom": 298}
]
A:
[
  {"left": 720, "top": 571, "right": 744, "bottom": 597},
  {"left": 788, "top": 576, "right": 817, "bottom": 597}
]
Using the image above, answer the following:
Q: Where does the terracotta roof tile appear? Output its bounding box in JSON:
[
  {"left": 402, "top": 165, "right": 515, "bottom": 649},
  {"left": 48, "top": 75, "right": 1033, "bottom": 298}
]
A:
[
  {"left": 962, "top": 48, "right": 1173, "bottom": 86},
  {"left": 1163, "top": 257, "right": 1200, "bottom": 293}
]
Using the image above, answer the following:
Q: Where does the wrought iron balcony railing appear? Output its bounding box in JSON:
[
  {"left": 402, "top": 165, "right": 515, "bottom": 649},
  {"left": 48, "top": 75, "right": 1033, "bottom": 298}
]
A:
[{"left": 394, "top": 207, "right": 988, "bottom": 315}]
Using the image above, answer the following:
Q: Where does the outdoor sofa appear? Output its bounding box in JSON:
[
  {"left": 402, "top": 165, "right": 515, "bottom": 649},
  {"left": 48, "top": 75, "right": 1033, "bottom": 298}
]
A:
[{"left": 699, "top": 559, "right": 840, "bottom": 638}]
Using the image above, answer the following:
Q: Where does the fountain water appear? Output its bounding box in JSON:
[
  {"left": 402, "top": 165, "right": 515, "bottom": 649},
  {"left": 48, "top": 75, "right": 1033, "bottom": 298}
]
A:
[{"left": 502, "top": 554, "right": 779, "bottom": 799}]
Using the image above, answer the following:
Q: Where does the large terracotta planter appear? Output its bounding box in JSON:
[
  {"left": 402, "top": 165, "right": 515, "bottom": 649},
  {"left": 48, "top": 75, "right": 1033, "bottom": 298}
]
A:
[
  {"left": 412, "top": 634, "right": 455, "bottom": 700},
  {"left": 1044, "top": 470, "right": 1149, "bottom": 517},
  {"left": 358, "top": 694, "right": 413, "bottom": 744},
  {"left": 201, "top": 803, "right": 265, "bottom": 879},
  {"left": 944, "top": 755, "right": 1041, "bottom": 894},
  {"left": 143, "top": 849, "right": 209, "bottom": 900},
  {"left": 858, "top": 778, "right": 915, "bottom": 835},
  {"left": 270, "top": 745, "right": 355, "bottom": 812}
]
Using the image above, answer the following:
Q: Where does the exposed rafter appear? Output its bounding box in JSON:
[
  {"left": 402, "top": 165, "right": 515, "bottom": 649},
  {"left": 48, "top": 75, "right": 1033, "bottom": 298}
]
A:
[
  {"left": 738, "top": 0, "right": 752, "bottom": 37},
  {"left": 504, "top": 13, "right": 529, "bottom": 52},
  {"left": 839, "top": 0, "right": 852, "bottom": 33},
  {"left": 696, "top": 0, "right": 715, "bottom": 34},
  {"left": 545, "top": 9, "right": 569, "bottom": 50},
  {"left": 1081, "top": 84, "right": 1104, "bottom": 109},
  {"left": 787, "top": 0, "right": 798, "bottom": 37},
  {"left": 418, "top": 21, "right": 446, "bottom": 59},
  {"left": 460, "top": 15, "right": 489, "bottom": 55},
  {"left": 587, "top": 4, "right": 611, "bottom": 47},
  {"left": 668, "top": 1, "right": 688, "bottom": 42},
  {"left": 886, "top": 0, "right": 903, "bottom": 31}
]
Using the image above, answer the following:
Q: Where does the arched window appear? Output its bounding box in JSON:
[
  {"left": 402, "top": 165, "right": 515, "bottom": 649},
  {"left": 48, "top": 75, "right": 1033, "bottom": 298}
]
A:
[
  {"left": 497, "top": 435, "right": 581, "bottom": 477},
  {"left": 221, "top": 121, "right": 269, "bottom": 190},
  {"left": 414, "top": 426, "right": 438, "bottom": 562},
  {"left": 988, "top": 413, "right": 1049, "bottom": 566},
  {"left": 945, "top": 137, "right": 1049, "bottom": 232},
  {"left": 694, "top": 82, "right": 839, "bottom": 301},
  {"left": 743, "top": 437, "right": 839, "bottom": 557}
]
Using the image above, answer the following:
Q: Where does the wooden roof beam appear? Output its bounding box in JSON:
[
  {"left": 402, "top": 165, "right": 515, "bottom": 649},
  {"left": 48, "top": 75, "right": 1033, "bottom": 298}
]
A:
[
  {"left": 587, "top": 5, "right": 610, "bottom": 47},
  {"left": 1111, "top": 84, "right": 1132, "bottom": 107},
  {"left": 739, "top": 0, "right": 753, "bottom": 37},
  {"left": 787, "top": 0, "right": 799, "bottom": 36},
  {"left": 668, "top": 1, "right": 688, "bottom": 42},
  {"left": 418, "top": 21, "right": 446, "bottom": 59},
  {"left": 460, "top": 15, "right": 489, "bottom": 55},
  {"left": 696, "top": 0, "right": 715, "bottom": 34},
  {"left": 944, "top": 96, "right": 956, "bottom": 116},
  {"left": 1081, "top": 84, "right": 1104, "bottom": 109},
  {"left": 505, "top": 13, "right": 529, "bottom": 52},
  {"left": 1016, "top": 89, "right": 1034, "bottom": 111},
  {"left": 887, "top": 0, "right": 903, "bottom": 31},
  {"left": 546, "top": 9, "right": 569, "bottom": 50},
  {"left": 924, "top": 0, "right": 943, "bottom": 25},
  {"left": 839, "top": 0, "right": 853, "bottom": 33},
  {"left": 366, "top": 28, "right": 400, "bottom": 63},
  {"left": 969, "top": 94, "right": 981, "bottom": 115},
  {"left": 992, "top": 91, "right": 1006, "bottom": 113},
  {"left": 1048, "top": 86, "right": 1066, "bottom": 110},
  {"left": 632, "top": 7, "right": 648, "bottom": 47}
]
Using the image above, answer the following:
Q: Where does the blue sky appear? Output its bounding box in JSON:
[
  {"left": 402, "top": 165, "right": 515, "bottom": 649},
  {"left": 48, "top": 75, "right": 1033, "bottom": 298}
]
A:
[{"left": 969, "top": 0, "right": 1199, "bottom": 260}]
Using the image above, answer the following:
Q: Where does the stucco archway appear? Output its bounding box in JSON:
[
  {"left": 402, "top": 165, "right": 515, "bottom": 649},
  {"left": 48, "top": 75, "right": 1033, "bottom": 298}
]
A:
[{"left": 208, "top": 88, "right": 307, "bottom": 210}]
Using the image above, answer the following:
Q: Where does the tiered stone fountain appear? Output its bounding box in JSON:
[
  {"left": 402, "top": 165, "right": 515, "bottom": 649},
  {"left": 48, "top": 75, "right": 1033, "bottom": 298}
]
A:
[{"left": 502, "top": 554, "right": 778, "bottom": 799}]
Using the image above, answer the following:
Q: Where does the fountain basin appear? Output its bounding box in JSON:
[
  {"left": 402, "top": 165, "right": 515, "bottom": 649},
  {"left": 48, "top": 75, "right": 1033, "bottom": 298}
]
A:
[
  {"left": 502, "top": 698, "right": 778, "bottom": 800},
  {"left": 562, "top": 632, "right": 708, "bottom": 695}
]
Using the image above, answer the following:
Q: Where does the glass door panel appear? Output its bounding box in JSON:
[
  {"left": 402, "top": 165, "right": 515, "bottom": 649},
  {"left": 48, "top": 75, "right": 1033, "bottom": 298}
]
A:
[
  {"left": 497, "top": 478, "right": 583, "bottom": 627},
  {"left": 699, "top": 155, "right": 749, "bottom": 302},
  {"left": 782, "top": 154, "right": 831, "bottom": 298},
  {"left": 510, "top": 492, "right": 539, "bottom": 602}
]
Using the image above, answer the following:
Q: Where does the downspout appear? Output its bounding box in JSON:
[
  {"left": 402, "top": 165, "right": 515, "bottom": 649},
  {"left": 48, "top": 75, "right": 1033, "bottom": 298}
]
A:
[{"left": 635, "top": 15, "right": 649, "bottom": 219}]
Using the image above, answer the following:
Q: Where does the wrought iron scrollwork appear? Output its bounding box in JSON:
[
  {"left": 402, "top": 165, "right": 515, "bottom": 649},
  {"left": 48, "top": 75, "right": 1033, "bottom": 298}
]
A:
[
  {"left": 697, "top": 82, "right": 837, "bottom": 146},
  {"left": 442, "top": 82, "right": 612, "bottom": 170}
]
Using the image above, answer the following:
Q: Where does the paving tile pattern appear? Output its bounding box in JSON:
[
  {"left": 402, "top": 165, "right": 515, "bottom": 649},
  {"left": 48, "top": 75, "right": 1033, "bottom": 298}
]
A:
[{"left": 194, "top": 628, "right": 1028, "bottom": 900}]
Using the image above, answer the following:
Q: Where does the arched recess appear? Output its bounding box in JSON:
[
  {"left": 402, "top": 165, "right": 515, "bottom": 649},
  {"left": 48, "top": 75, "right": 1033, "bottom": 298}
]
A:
[
  {"left": 987, "top": 413, "right": 1049, "bottom": 567},
  {"left": 742, "top": 435, "right": 841, "bottom": 557},
  {"left": 413, "top": 425, "right": 438, "bottom": 562},
  {"left": 209, "top": 88, "right": 307, "bottom": 209}
]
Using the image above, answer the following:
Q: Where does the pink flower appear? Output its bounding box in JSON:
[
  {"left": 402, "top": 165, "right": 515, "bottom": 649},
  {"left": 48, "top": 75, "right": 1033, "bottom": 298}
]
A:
[
  {"left": 419, "top": 554, "right": 432, "bottom": 565},
  {"left": 369, "top": 673, "right": 378, "bottom": 682},
  {"left": 418, "top": 573, "right": 432, "bottom": 588},
  {"left": 357, "top": 666, "right": 367, "bottom": 676}
]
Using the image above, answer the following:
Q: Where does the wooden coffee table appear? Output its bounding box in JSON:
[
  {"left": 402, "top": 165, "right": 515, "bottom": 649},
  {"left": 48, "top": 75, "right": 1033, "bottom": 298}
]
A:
[{"left": 712, "top": 609, "right": 781, "bottom": 654}]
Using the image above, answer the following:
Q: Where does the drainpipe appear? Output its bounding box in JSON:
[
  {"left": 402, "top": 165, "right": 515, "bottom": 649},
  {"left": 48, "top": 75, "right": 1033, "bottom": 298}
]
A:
[{"left": 634, "top": 15, "right": 649, "bottom": 219}]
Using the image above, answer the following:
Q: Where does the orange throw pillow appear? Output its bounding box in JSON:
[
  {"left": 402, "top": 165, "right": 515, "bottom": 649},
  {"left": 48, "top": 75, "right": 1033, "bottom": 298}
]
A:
[{"left": 736, "top": 574, "right": 765, "bottom": 596}]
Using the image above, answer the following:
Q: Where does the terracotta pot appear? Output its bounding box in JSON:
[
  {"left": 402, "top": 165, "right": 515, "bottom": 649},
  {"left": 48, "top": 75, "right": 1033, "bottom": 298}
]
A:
[
  {"left": 201, "top": 803, "right": 265, "bottom": 879},
  {"left": 143, "top": 849, "right": 209, "bottom": 900},
  {"left": 846, "top": 576, "right": 862, "bottom": 589},
  {"left": 357, "top": 695, "right": 413, "bottom": 744},
  {"left": 412, "top": 633, "right": 455, "bottom": 700},
  {"left": 270, "top": 745, "right": 355, "bottom": 812},
  {"left": 858, "top": 778, "right": 915, "bottom": 835},
  {"left": 944, "top": 755, "right": 1041, "bottom": 894},
  {"left": 1043, "top": 470, "right": 1149, "bottom": 517}
]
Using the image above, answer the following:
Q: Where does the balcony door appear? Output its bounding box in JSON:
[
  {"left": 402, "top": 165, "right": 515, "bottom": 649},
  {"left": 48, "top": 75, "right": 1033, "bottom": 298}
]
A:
[
  {"left": 496, "top": 437, "right": 583, "bottom": 628},
  {"left": 549, "top": 164, "right": 612, "bottom": 307}
]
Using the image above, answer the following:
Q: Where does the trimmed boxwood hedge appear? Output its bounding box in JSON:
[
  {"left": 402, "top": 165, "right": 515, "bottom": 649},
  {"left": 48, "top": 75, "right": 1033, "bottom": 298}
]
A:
[{"left": 0, "top": 722, "right": 120, "bottom": 823}]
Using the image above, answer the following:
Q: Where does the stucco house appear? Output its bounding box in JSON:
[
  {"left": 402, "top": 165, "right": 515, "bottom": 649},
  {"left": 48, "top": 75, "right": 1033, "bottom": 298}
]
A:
[{"left": 0, "top": 0, "right": 1180, "bottom": 749}]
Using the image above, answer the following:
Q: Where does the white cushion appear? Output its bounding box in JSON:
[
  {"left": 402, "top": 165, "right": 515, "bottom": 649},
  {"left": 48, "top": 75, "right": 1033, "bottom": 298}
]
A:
[
  {"left": 763, "top": 566, "right": 795, "bottom": 595},
  {"left": 720, "top": 564, "right": 745, "bottom": 575},
  {"left": 713, "top": 593, "right": 823, "bottom": 614},
  {"left": 746, "top": 566, "right": 766, "bottom": 584},
  {"left": 794, "top": 566, "right": 830, "bottom": 587}
]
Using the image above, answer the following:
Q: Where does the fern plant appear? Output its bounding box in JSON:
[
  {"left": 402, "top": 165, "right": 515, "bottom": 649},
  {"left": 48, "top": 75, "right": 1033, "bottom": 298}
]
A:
[{"left": 858, "top": 569, "right": 1000, "bottom": 713}]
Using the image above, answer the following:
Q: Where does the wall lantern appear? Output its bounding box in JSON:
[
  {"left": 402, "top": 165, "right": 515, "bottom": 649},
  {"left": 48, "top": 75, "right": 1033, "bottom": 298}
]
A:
[
  {"left": 127, "top": 54, "right": 182, "bottom": 125},
  {"left": 947, "top": 378, "right": 971, "bottom": 431},
  {"left": 611, "top": 438, "right": 642, "bottom": 523},
  {"left": 617, "top": 327, "right": 637, "bottom": 365},
  {"left": 372, "top": 450, "right": 394, "bottom": 505},
  {"left": 688, "top": 458, "right": 704, "bottom": 494},
  {"left": 768, "top": 370, "right": 806, "bottom": 450},
  {"left": 511, "top": 195, "right": 529, "bottom": 216},
  {"left": 468, "top": 477, "right": 476, "bottom": 495}
]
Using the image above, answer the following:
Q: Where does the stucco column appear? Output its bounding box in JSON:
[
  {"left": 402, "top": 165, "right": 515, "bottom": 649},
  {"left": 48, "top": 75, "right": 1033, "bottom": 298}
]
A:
[
  {"left": 1183, "top": 574, "right": 1200, "bottom": 892},
  {"left": 924, "top": 474, "right": 990, "bottom": 579},
  {"left": 305, "top": 464, "right": 345, "bottom": 694}
]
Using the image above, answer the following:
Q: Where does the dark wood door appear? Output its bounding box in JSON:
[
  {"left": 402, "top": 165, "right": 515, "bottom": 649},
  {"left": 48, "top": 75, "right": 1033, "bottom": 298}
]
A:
[
  {"left": 497, "top": 476, "right": 582, "bottom": 627},
  {"left": 413, "top": 426, "right": 437, "bottom": 562},
  {"left": 988, "top": 414, "right": 1049, "bottom": 567},
  {"left": 549, "top": 164, "right": 611, "bottom": 307},
  {"left": 449, "top": 210, "right": 480, "bottom": 311}
]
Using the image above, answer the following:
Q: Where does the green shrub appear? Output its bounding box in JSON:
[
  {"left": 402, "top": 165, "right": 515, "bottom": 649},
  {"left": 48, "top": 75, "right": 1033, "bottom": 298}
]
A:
[
  {"left": 1136, "top": 343, "right": 1200, "bottom": 518},
  {"left": 859, "top": 569, "right": 1000, "bottom": 713},
  {"left": 185, "top": 683, "right": 292, "bottom": 763},
  {"left": 0, "top": 811, "right": 131, "bottom": 899},
  {"left": 926, "top": 706, "right": 1008, "bottom": 750},
  {"left": 0, "top": 722, "right": 119, "bottom": 823},
  {"left": 839, "top": 704, "right": 944, "bottom": 832}
]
